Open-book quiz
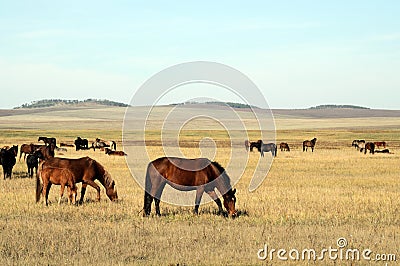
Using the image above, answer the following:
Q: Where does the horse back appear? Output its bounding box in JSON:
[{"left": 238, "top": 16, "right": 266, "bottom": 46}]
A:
[{"left": 148, "top": 157, "right": 215, "bottom": 188}]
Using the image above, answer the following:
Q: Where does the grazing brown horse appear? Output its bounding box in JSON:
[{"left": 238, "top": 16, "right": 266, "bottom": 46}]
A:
[
  {"left": 373, "top": 141, "right": 386, "bottom": 149},
  {"left": 36, "top": 156, "right": 118, "bottom": 204},
  {"left": 38, "top": 136, "right": 57, "bottom": 146},
  {"left": 144, "top": 157, "right": 237, "bottom": 217},
  {"left": 303, "top": 138, "right": 317, "bottom": 152},
  {"left": 38, "top": 164, "right": 78, "bottom": 205},
  {"left": 361, "top": 142, "right": 375, "bottom": 154},
  {"left": 279, "top": 142, "right": 290, "bottom": 152},
  {"left": 19, "top": 143, "right": 43, "bottom": 161},
  {"left": 104, "top": 148, "right": 127, "bottom": 156}
]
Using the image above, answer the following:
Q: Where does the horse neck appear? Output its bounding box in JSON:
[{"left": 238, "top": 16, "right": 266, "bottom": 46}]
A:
[{"left": 95, "top": 163, "right": 113, "bottom": 189}]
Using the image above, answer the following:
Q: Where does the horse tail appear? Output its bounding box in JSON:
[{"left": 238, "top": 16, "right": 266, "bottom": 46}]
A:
[
  {"left": 143, "top": 163, "right": 153, "bottom": 216},
  {"left": 35, "top": 163, "right": 43, "bottom": 203},
  {"left": 275, "top": 144, "right": 278, "bottom": 157},
  {"left": 113, "top": 141, "right": 117, "bottom": 150},
  {"left": 302, "top": 142, "right": 305, "bottom": 152},
  {"left": 287, "top": 145, "right": 290, "bottom": 152}
]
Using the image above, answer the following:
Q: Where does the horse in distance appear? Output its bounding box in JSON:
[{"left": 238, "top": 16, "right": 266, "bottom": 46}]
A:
[
  {"left": 143, "top": 157, "right": 237, "bottom": 217},
  {"left": 38, "top": 136, "right": 57, "bottom": 146},
  {"left": 74, "top": 137, "right": 89, "bottom": 151},
  {"left": 352, "top": 140, "right": 365, "bottom": 150},
  {"left": 373, "top": 141, "right": 386, "bottom": 149},
  {"left": 361, "top": 142, "right": 375, "bottom": 154},
  {"left": 19, "top": 143, "right": 42, "bottom": 161},
  {"left": 104, "top": 148, "right": 127, "bottom": 156},
  {"left": 303, "top": 138, "right": 317, "bottom": 152},
  {"left": 279, "top": 142, "right": 290, "bottom": 152}
]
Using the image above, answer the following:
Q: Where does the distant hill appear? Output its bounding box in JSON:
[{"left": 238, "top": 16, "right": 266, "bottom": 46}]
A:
[
  {"left": 170, "top": 101, "right": 257, "bottom": 109},
  {"left": 309, "top": 104, "right": 369, "bottom": 110},
  {"left": 14, "top": 99, "right": 129, "bottom": 109}
]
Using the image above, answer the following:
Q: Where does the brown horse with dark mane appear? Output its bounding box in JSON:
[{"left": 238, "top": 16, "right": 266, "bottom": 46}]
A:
[
  {"left": 373, "top": 141, "right": 386, "bottom": 149},
  {"left": 280, "top": 142, "right": 290, "bottom": 152},
  {"left": 38, "top": 136, "right": 57, "bottom": 146},
  {"left": 36, "top": 156, "right": 117, "bottom": 204},
  {"left": 105, "top": 148, "right": 127, "bottom": 156},
  {"left": 38, "top": 164, "right": 78, "bottom": 205},
  {"left": 361, "top": 142, "right": 375, "bottom": 154},
  {"left": 303, "top": 138, "right": 317, "bottom": 152},
  {"left": 19, "top": 143, "right": 43, "bottom": 161},
  {"left": 144, "top": 157, "right": 237, "bottom": 217}
]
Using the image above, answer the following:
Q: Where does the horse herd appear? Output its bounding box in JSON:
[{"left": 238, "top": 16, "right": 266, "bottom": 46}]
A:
[
  {"left": 0, "top": 135, "right": 238, "bottom": 217},
  {"left": 0, "top": 134, "right": 391, "bottom": 218},
  {"left": 351, "top": 140, "right": 391, "bottom": 154},
  {"left": 245, "top": 137, "right": 391, "bottom": 157},
  {"left": 245, "top": 137, "right": 318, "bottom": 157}
]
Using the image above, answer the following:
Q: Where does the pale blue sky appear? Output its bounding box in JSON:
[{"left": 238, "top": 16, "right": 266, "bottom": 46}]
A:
[{"left": 0, "top": 1, "right": 399, "bottom": 109}]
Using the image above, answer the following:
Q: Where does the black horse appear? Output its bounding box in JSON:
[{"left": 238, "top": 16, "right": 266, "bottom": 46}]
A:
[
  {"left": 0, "top": 146, "right": 18, "bottom": 179},
  {"left": 74, "top": 137, "right": 89, "bottom": 151},
  {"left": 26, "top": 152, "right": 40, "bottom": 178}
]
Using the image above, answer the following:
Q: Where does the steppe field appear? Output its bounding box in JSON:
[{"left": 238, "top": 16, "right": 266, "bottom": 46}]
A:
[{"left": 0, "top": 105, "right": 399, "bottom": 265}]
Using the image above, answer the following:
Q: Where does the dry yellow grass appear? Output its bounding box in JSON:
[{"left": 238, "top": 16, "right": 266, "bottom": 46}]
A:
[{"left": 0, "top": 107, "right": 399, "bottom": 265}]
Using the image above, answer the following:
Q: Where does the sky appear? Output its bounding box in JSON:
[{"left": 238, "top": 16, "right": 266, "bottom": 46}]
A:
[{"left": 0, "top": 1, "right": 399, "bottom": 109}]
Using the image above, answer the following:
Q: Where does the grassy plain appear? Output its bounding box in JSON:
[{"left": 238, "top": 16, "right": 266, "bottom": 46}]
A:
[{"left": 0, "top": 106, "right": 399, "bottom": 265}]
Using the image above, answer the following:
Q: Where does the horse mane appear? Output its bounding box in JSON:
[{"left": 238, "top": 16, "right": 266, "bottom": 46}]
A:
[
  {"left": 92, "top": 159, "right": 114, "bottom": 188},
  {"left": 211, "top": 161, "right": 232, "bottom": 192}
]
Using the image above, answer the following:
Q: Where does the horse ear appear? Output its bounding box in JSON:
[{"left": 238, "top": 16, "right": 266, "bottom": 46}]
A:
[{"left": 232, "top": 188, "right": 236, "bottom": 194}]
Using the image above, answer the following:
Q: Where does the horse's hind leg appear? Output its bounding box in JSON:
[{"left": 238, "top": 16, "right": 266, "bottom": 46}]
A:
[
  {"left": 78, "top": 183, "right": 87, "bottom": 204},
  {"left": 154, "top": 182, "right": 166, "bottom": 216},
  {"left": 194, "top": 187, "right": 205, "bottom": 214},
  {"left": 206, "top": 190, "right": 223, "bottom": 215},
  {"left": 59, "top": 184, "right": 65, "bottom": 205}
]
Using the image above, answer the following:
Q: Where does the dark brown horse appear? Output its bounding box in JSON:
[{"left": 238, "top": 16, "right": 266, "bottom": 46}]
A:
[
  {"left": 38, "top": 164, "right": 78, "bottom": 205},
  {"left": 26, "top": 152, "right": 40, "bottom": 178},
  {"left": 143, "top": 157, "right": 237, "bottom": 217},
  {"left": 0, "top": 146, "right": 17, "bottom": 179},
  {"left": 36, "top": 156, "right": 118, "bottom": 204},
  {"left": 36, "top": 144, "right": 55, "bottom": 160},
  {"left": 19, "top": 143, "right": 43, "bottom": 161},
  {"left": 303, "top": 138, "right": 317, "bottom": 152},
  {"left": 38, "top": 136, "right": 57, "bottom": 146},
  {"left": 361, "top": 142, "right": 375, "bottom": 154},
  {"left": 105, "top": 148, "right": 127, "bottom": 156},
  {"left": 280, "top": 142, "right": 290, "bottom": 151},
  {"left": 373, "top": 141, "right": 386, "bottom": 149},
  {"left": 74, "top": 137, "right": 89, "bottom": 151}
]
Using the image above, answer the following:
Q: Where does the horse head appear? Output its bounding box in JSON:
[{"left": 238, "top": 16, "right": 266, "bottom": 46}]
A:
[
  {"left": 104, "top": 172, "right": 118, "bottom": 202},
  {"left": 223, "top": 188, "right": 237, "bottom": 217}
]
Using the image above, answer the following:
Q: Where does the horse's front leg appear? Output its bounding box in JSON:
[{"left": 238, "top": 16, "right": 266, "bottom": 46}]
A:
[
  {"left": 84, "top": 180, "right": 101, "bottom": 201},
  {"left": 206, "top": 190, "right": 223, "bottom": 215},
  {"left": 194, "top": 187, "right": 205, "bottom": 214}
]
